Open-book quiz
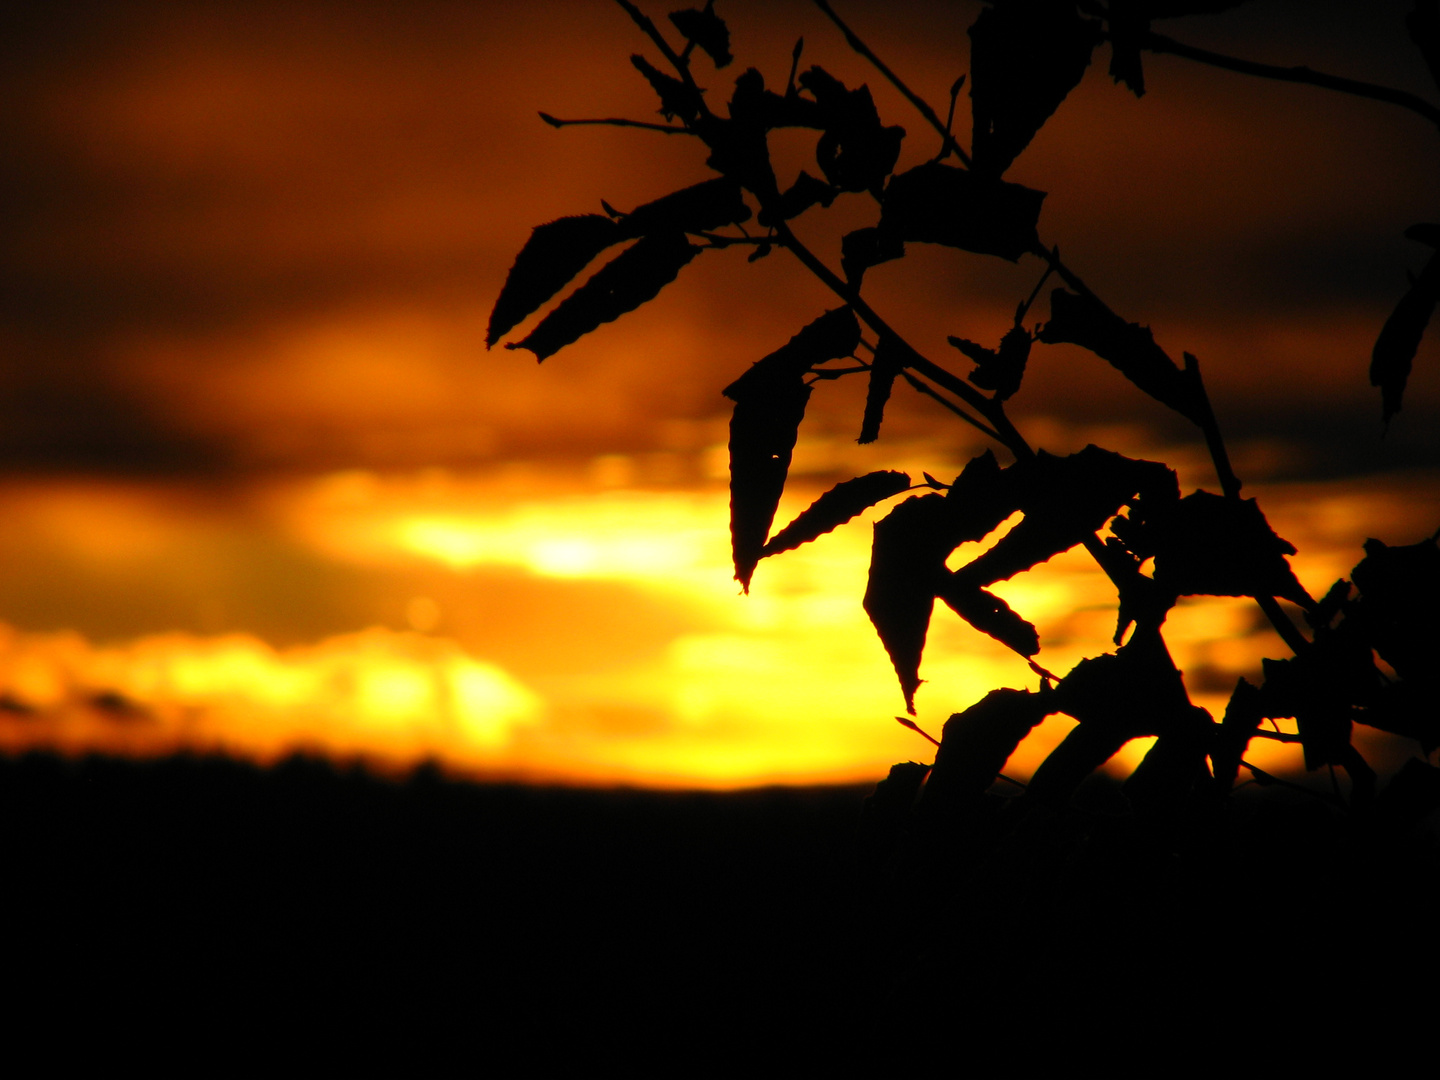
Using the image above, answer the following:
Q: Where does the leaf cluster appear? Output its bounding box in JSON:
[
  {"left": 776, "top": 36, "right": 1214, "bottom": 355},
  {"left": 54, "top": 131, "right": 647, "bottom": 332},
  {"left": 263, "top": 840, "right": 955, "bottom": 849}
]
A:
[{"left": 491, "top": 1, "right": 1440, "bottom": 823}]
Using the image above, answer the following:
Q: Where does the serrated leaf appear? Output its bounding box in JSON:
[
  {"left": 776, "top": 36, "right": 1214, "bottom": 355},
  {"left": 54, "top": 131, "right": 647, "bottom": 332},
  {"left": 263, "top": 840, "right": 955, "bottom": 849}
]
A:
[
  {"left": 841, "top": 227, "right": 905, "bottom": 285},
  {"left": 941, "top": 449, "right": 1025, "bottom": 546},
  {"left": 723, "top": 307, "right": 860, "bottom": 401},
  {"left": 669, "top": 7, "right": 732, "bottom": 68},
  {"left": 508, "top": 232, "right": 699, "bottom": 360},
  {"left": 863, "top": 494, "right": 953, "bottom": 713},
  {"left": 620, "top": 177, "right": 751, "bottom": 237},
  {"left": 1370, "top": 249, "right": 1440, "bottom": 424},
  {"left": 922, "top": 689, "right": 1051, "bottom": 809},
  {"left": 799, "top": 66, "right": 905, "bottom": 195},
  {"left": 1135, "top": 490, "right": 1310, "bottom": 605},
  {"left": 726, "top": 377, "right": 810, "bottom": 591},
  {"left": 969, "top": 0, "right": 1101, "bottom": 176},
  {"left": 952, "top": 446, "right": 1177, "bottom": 588},
  {"left": 632, "top": 54, "right": 703, "bottom": 123},
  {"left": 487, "top": 215, "right": 625, "bottom": 346},
  {"left": 880, "top": 163, "right": 1045, "bottom": 262},
  {"left": 858, "top": 334, "right": 903, "bottom": 443},
  {"left": 936, "top": 581, "right": 1040, "bottom": 656},
  {"left": 761, "top": 470, "right": 911, "bottom": 558},
  {"left": 1037, "top": 289, "right": 1205, "bottom": 423}
]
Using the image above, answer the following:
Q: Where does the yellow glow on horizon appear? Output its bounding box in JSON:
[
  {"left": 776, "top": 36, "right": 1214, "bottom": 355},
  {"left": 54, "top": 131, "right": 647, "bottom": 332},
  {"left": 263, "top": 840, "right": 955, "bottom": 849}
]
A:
[{"left": 0, "top": 467, "right": 1430, "bottom": 788}]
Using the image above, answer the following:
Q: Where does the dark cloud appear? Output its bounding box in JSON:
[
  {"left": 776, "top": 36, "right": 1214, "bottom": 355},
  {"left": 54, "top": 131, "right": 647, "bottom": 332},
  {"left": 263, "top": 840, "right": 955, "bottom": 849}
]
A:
[{"left": 0, "top": 0, "right": 1435, "bottom": 473}]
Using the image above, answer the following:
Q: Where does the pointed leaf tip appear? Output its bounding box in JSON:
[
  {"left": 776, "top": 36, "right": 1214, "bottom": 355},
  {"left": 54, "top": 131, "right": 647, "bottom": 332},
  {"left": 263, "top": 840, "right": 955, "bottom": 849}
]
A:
[
  {"left": 511, "top": 231, "right": 699, "bottom": 360},
  {"left": 762, "top": 471, "right": 912, "bottom": 559}
]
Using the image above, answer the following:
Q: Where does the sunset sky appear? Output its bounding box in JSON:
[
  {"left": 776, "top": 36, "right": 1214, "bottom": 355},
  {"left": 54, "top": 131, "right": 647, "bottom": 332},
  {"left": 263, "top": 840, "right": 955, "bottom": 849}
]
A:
[{"left": 1, "top": 0, "right": 1436, "bottom": 785}]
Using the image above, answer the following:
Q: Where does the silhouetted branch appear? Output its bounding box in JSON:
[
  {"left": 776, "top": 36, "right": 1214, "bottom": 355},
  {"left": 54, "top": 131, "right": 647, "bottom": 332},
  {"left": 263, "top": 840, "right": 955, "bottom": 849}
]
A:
[
  {"left": 614, "top": 0, "right": 714, "bottom": 119},
  {"left": 539, "top": 112, "right": 696, "bottom": 135},
  {"left": 1144, "top": 30, "right": 1440, "bottom": 132},
  {"left": 898, "top": 369, "right": 1004, "bottom": 442},
  {"left": 810, "top": 0, "right": 974, "bottom": 167}
]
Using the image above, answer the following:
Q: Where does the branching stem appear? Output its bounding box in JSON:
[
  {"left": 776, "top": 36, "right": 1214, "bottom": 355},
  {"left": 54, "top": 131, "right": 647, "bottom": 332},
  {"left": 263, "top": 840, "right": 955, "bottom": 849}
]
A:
[
  {"left": 810, "top": 0, "right": 974, "bottom": 167},
  {"left": 1144, "top": 30, "right": 1440, "bottom": 133}
]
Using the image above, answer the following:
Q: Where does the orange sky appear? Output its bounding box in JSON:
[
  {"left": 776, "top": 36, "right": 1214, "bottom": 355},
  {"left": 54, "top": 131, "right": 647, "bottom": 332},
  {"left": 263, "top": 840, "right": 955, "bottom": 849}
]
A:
[{"left": 0, "top": 1, "right": 1437, "bottom": 785}]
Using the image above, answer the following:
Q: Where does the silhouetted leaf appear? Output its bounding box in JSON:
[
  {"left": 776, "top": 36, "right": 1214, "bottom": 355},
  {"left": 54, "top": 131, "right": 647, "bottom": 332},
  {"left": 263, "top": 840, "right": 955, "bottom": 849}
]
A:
[
  {"left": 1259, "top": 651, "right": 1366, "bottom": 771},
  {"left": 762, "top": 471, "right": 911, "bottom": 558},
  {"left": 968, "top": 0, "right": 1102, "bottom": 176},
  {"left": 1408, "top": 1, "right": 1440, "bottom": 94},
  {"left": 669, "top": 7, "right": 732, "bottom": 68},
  {"left": 1306, "top": 577, "right": 1351, "bottom": 632},
  {"left": 509, "top": 232, "right": 699, "bottom": 360},
  {"left": 941, "top": 449, "right": 1025, "bottom": 547},
  {"left": 712, "top": 71, "right": 785, "bottom": 204},
  {"left": 1120, "top": 490, "right": 1310, "bottom": 605},
  {"left": 798, "top": 66, "right": 906, "bottom": 195},
  {"left": 726, "top": 67, "right": 824, "bottom": 130},
  {"left": 620, "top": 177, "right": 752, "bottom": 237},
  {"left": 1374, "top": 757, "right": 1440, "bottom": 828},
  {"left": 488, "top": 215, "right": 625, "bottom": 346},
  {"left": 723, "top": 307, "right": 860, "bottom": 401},
  {"left": 1213, "top": 677, "right": 1264, "bottom": 788},
  {"left": 775, "top": 170, "right": 839, "bottom": 222},
  {"left": 936, "top": 581, "right": 1040, "bottom": 656},
  {"left": 952, "top": 446, "right": 1176, "bottom": 588},
  {"left": 726, "top": 377, "right": 810, "bottom": 591},
  {"left": 923, "top": 688, "right": 1051, "bottom": 809},
  {"left": 723, "top": 310, "right": 860, "bottom": 588},
  {"left": 841, "top": 227, "right": 905, "bottom": 285},
  {"left": 864, "top": 494, "right": 954, "bottom": 712},
  {"left": 1030, "top": 633, "right": 1194, "bottom": 802},
  {"left": 880, "top": 163, "right": 1045, "bottom": 262},
  {"left": 1105, "top": 0, "right": 1149, "bottom": 95},
  {"left": 949, "top": 304, "right": 1032, "bottom": 400},
  {"left": 1349, "top": 535, "right": 1440, "bottom": 683},
  {"left": 1037, "top": 289, "right": 1205, "bottom": 423},
  {"left": 858, "top": 334, "right": 904, "bottom": 443},
  {"left": 1370, "top": 248, "right": 1440, "bottom": 424},
  {"left": 632, "top": 54, "right": 703, "bottom": 123}
]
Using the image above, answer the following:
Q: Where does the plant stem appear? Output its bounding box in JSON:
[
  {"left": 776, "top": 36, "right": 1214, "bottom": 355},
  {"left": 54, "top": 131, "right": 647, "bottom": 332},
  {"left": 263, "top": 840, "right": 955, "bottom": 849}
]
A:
[
  {"left": 539, "top": 113, "right": 695, "bottom": 135},
  {"left": 1144, "top": 30, "right": 1440, "bottom": 133},
  {"left": 810, "top": 0, "right": 974, "bottom": 167}
]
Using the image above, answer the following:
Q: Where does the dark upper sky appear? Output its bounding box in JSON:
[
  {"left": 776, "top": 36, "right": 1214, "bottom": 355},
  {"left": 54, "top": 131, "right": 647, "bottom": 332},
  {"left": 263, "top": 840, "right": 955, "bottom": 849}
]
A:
[{"left": 2, "top": 0, "right": 1437, "bottom": 477}]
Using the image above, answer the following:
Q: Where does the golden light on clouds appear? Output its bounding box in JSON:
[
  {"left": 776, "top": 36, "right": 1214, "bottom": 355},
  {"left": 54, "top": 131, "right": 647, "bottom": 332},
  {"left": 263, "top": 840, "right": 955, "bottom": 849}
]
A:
[
  {"left": 1, "top": 2, "right": 1437, "bottom": 786},
  {"left": 0, "top": 456, "right": 1430, "bottom": 787}
]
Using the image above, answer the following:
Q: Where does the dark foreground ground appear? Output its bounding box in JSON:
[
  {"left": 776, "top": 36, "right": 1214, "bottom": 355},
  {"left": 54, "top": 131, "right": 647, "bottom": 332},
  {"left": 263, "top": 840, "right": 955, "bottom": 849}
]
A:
[{"left": 2, "top": 753, "right": 1436, "bottom": 1074}]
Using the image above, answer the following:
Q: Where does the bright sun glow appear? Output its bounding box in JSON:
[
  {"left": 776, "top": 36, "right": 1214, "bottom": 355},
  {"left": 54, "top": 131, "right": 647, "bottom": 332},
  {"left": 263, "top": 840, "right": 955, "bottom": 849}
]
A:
[{"left": 0, "top": 465, "right": 1430, "bottom": 787}]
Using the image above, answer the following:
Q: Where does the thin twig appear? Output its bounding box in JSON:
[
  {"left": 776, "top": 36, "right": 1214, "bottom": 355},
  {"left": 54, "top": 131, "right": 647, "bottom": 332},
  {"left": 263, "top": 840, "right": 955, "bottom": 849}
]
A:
[
  {"left": 1240, "top": 760, "right": 1343, "bottom": 806},
  {"left": 539, "top": 112, "right": 695, "bottom": 135},
  {"left": 900, "top": 370, "right": 1004, "bottom": 442},
  {"left": 1145, "top": 30, "right": 1440, "bottom": 132},
  {"left": 614, "top": 0, "right": 714, "bottom": 120},
  {"left": 810, "top": 0, "right": 974, "bottom": 167}
]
